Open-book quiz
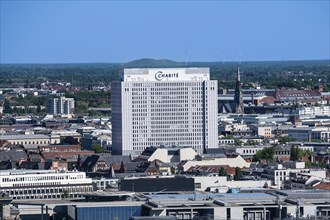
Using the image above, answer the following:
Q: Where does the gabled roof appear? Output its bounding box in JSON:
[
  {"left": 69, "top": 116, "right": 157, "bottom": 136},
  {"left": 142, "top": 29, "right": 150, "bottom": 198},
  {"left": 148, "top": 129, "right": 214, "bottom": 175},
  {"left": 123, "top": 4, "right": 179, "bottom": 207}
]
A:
[
  {"left": 81, "top": 155, "right": 109, "bottom": 172},
  {"left": 219, "top": 102, "right": 235, "bottom": 114},
  {"left": 0, "top": 161, "right": 13, "bottom": 170},
  {"left": 140, "top": 146, "right": 158, "bottom": 156},
  {"left": 0, "top": 149, "right": 28, "bottom": 162},
  {"left": 18, "top": 161, "right": 41, "bottom": 170},
  {"left": 97, "top": 154, "right": 131, "bottom": 164},
  {"left": 313, "top": 182, "right": 330, "bottom": 190},
  {"left": 121, "top": 162, "right": 142, "bottom": 172},
  {"left": 205, "top": 148, "right": 227, "bottom": 155}
]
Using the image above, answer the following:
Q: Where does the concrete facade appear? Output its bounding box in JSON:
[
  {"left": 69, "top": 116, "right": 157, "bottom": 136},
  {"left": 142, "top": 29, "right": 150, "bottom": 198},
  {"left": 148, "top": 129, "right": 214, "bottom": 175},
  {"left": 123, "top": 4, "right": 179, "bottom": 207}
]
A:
[{"left": 112, "top": 68, "right": 218, "bottom": 156}]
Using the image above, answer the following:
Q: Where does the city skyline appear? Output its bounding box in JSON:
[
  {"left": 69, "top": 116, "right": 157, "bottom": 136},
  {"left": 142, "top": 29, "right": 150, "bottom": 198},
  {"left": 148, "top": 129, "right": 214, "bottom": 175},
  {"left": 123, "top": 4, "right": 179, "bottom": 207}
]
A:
[{"left": 1, "top": 1, "right": 329, "bottom": 64}]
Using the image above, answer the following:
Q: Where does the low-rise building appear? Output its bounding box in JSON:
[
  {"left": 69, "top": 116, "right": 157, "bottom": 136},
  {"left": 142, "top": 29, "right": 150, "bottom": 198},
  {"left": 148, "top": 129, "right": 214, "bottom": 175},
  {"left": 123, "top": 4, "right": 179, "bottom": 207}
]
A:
[
  {"left": 288, "top": 127, "right": 330, "bottom": 142},
  {"left": 39, "top": 145, "right": 95, "bottom": 160},
  {"left": 235, "top": 146, "right": 263, "bottom": 157},
  {"left": 137, "top": 147, "right": 197, "bottom": 163},
  {"left": 179, "top": 155, "right": 250, "bottom": 172},
  {"left": 139, "top": 190, "right": 330, "bottom": 219},
  {"left": 250, "top": 124, "right": 273, "bottom": 138},
  {"left": 0, "top": 169, "right": 94, "bottom": 200},
  {"left": 294, "top": 106, "right": 330, "bottom": 116},
  {"left": 0, "top": 134, "right": 61, "bottom": 150},
  {"left": 261, "top": 162, "right": 326, "bottom": 189},
  {"left": 193, "top": 176, "right": 271, "bottom": 192}
]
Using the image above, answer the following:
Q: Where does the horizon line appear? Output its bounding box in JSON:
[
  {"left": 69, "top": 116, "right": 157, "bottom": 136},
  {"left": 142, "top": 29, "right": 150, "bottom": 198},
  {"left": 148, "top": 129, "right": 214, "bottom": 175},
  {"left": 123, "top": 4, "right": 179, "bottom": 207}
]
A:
[{"left": 0, "top": 58, "right": 329, "bottom": 65}]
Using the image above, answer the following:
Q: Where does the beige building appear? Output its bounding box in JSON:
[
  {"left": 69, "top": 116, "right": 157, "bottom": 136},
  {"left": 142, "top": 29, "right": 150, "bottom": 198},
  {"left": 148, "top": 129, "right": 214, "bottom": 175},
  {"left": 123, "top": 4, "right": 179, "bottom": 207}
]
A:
[
  {"left": 147, "top": 147, "right": 197, "bottom": 163},
  {"left": 0, "top": 134, "right": 60, "bottom": 149},
  {"left": 250, "top": 125, "right": 273, "bottom": 138}
]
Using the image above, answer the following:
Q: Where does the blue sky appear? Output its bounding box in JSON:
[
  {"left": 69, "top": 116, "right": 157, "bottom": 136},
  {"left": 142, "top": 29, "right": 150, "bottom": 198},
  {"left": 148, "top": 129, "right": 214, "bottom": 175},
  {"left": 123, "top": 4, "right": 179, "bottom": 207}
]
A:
[{"left": 0, "top": 1, "right": 329, "bottom": 63}]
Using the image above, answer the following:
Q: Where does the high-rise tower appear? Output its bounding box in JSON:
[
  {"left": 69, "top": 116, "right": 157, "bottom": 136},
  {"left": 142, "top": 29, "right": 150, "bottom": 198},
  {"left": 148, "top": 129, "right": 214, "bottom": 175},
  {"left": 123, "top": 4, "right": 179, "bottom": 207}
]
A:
[
  {"left": 111, "top": 68, "right": 218, "bottom": 156},
  {"left": 234, "top": 66, "right": 244, "bottom": 114}
]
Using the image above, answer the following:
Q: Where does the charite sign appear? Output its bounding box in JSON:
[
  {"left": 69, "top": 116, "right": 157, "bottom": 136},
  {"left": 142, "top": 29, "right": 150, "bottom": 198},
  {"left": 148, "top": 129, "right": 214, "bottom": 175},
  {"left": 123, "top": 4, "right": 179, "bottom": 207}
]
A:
[{"left": 155, "top": 71, "right": 179, "bottom": 81}]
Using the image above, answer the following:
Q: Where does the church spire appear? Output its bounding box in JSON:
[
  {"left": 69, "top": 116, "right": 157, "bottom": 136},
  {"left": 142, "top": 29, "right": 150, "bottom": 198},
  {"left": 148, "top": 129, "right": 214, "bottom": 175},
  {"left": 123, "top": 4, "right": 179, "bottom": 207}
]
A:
[
  {"left": 237, "top": 66, "right": 240, "bottom": 81},
  {"left": 234, "top": 66, "right": 244, "bottom": 114}
]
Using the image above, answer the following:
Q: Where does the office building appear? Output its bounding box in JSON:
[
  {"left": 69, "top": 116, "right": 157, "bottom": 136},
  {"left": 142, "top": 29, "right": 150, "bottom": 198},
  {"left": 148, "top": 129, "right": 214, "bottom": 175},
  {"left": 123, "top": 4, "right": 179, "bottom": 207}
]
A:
[
  {"left": 48, "top": 96, "right": 75, "bottom": 115},
  {"left": 0, "top": 169, "right": 94, "bottom": 200},
  {"left": 112, "top": 68, "right": 218, "bottom": 156},
  {"left": 288, "top": 127, "right": 330, "bottom": 142},
  {"left": 294, "top": 106, "right": 330, "bottom": 116}
]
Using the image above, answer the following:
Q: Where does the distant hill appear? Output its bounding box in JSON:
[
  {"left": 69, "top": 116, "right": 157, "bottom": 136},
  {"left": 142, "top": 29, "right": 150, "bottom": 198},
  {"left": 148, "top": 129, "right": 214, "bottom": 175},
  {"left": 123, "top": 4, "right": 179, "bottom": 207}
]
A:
[{"left": 125, "top": 58, "right": 179, "bottom": 68}]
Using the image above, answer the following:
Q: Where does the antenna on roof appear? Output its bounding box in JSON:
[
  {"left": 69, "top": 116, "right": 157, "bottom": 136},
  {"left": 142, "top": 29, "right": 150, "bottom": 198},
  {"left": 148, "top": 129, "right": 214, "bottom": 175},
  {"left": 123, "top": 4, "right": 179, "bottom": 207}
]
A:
[
  {"left": 283, "top": 51, "right": 287, "bottom": 63},
  {"left": 239, "top": 51, "right": 242, "bottom": 65},
  {"left": 222, "top": 50, "right": 226, "bottom": 64},
  {"left": 156, "top": 48, "right": 159, "bottom": 60},
  {"left": 185, "top": 49, "right": 188, "bottom": 66}
]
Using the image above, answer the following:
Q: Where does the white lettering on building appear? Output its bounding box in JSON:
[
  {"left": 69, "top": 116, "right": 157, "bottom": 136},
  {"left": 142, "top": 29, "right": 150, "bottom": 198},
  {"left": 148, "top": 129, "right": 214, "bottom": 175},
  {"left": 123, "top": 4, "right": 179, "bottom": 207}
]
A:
[{"left": 155, "top": 71, "right": 179, "bottom": 81}]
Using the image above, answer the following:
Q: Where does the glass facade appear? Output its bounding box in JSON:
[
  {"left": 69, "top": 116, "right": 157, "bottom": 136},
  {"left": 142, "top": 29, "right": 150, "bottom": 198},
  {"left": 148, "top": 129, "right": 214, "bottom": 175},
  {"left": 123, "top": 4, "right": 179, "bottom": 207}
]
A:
[{"left": 75, "top": 206, "right": 141, "bottom": 220}]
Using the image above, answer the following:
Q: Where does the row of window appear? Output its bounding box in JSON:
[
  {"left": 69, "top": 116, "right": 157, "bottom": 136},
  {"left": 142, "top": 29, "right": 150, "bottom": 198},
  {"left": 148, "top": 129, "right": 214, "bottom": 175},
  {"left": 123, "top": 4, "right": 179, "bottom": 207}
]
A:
[
  {"left": 131, "top": 142, "right": 203, "bottom": 150},
  {"left": 1, "top": 174, "right": 84, "bottom": 182},
  {"left": 2, "top": 185, "right": 93, "bottom": 199},
  {"left": 242, "top": 149, "right": 260, "bottom": 154},
  {"left": 10, "top": 140, "right": 50, "bottom": 145}
]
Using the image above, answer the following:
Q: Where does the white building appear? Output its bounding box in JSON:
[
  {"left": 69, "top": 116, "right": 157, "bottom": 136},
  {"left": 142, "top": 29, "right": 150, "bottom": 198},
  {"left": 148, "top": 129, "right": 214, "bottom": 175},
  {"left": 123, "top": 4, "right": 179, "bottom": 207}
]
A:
[
  {"left": 262, "top": 162, "right": 326, "bottom": 189},
  {"left": 193, "top": 176, "right": 271, "bottom": 192},
  {"left": 48, "top": 96, "right": 75, "bottom": 115},
  {"left": 235, "top": 146, "right": 264, "bottom": 156},
  {"left": 294, "top": 106, "right": 330, "bottom": 116},
  {"left": 0, "top": 169, "right": 93, "bottom": 200},
  {"left": 112, "top": 68, "right": 218, "bottom": 156}
]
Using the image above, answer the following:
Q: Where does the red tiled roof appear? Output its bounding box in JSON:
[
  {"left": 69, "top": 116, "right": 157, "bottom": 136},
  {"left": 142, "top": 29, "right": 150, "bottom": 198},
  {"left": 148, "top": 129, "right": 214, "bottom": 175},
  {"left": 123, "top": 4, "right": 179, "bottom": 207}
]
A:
[
  {"left": 187, "top": 165, "right": 236, "bottom": 175},
  {"left": 313, "top": 182, "right": 330, "bottom": 190},
  {"left": 41, "top": 150, "right": 94, "bottom": 158},
  {"left": 276, "top": 89, "right": 320, "bottom": 99},
  {"left": 259, "top": 96, "right": 277, "bottom": 104},
  {"left": 39, "top": 145, "right": 81, "bottom": 151}
]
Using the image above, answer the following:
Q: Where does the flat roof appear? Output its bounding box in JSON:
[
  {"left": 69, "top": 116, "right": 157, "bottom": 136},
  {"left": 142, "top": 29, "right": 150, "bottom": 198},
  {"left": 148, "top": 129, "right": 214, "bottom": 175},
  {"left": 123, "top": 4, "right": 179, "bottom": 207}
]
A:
[
  {"left": 11, "top": 199, "right": 143, "bottom": 207},
  {"left": 144, "top": 192, "right": 274, "bottom": 202},
  {"left": 0, "top": 169, "right": 85, "bottom": 176},
  {"left": 0, "top": 134, "right": 50, "bottom": 140}
]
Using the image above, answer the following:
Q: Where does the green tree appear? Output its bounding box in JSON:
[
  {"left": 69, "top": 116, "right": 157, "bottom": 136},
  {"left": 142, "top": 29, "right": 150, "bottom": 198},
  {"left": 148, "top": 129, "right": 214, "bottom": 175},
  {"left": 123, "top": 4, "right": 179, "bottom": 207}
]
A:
[
  {"left": 92, "top": 144, "right": 105, "bottom": 153},
  {"left": 247, "top": 140, "right": 258, "bottom": 145},
  {"left": 290, "top": 146, "right": 311, "bottom": 161},
  {"left": 278, "top": 136, "right": 296, "bottom": 145},
  {"left": 36, "top": 103, "right": 41, "bottom": 113},
  {"left": 301, "top": 149, "right": 312, "bottom": 157},
  {"left": 3, "top": 99, "right": 12, "bottom": 113},
  {"left": 218, "top": 167, "right": 228, "bottom": 176},
  {"left": 234, "top": 167, "right": 242, "bottom": 180},
  {"left": 253, "top": 147, "right": 275, "bottom": 162},
  {"left": 290, "top": 145, "right": 301, "bottom": 161},
  {"left": 234, "top": 138, "right": 243, "bottom": 146}
]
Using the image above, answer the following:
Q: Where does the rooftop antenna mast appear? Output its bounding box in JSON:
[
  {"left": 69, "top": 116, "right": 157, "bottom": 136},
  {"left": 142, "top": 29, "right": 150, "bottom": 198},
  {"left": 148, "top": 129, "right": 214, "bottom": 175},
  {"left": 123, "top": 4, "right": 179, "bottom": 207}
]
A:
[
  {"left": 222, "top": 50, "right": 226, "bottom": 64},
  {"left": 282, "top": 50, "right": 287, "bottom": 63},
  {"left": 185, "top": 49, "right": 188, "bottom": 66}
]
